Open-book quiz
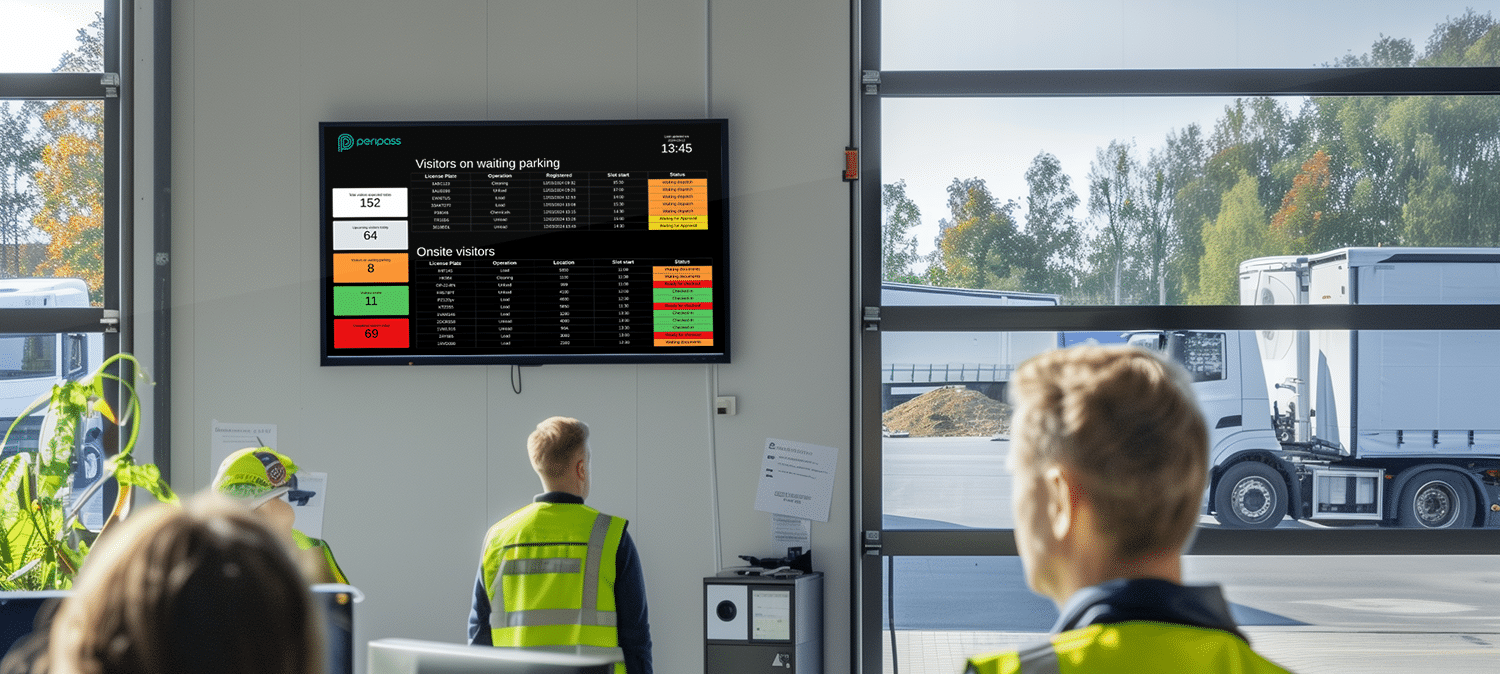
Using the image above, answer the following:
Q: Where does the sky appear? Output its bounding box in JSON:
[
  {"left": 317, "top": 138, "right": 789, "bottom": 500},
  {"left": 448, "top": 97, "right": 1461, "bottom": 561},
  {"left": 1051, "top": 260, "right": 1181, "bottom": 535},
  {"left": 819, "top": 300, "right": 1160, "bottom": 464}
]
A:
[
  {"left": 0, "top": 1, "right": 97, "bottom": 72},
  {"left": 879, "top": 0, "right": 1500, "bottom": 260}
]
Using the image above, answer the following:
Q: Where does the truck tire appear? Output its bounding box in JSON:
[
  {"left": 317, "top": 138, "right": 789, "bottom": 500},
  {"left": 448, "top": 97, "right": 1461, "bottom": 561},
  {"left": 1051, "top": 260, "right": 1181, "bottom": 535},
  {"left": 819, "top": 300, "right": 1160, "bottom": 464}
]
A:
[
  {"left": 1397, "top": 470, "right": 1475, "bottom": 529},
  {"left": 1213, "top": 461, "right": 1287, "bottom": 529}
]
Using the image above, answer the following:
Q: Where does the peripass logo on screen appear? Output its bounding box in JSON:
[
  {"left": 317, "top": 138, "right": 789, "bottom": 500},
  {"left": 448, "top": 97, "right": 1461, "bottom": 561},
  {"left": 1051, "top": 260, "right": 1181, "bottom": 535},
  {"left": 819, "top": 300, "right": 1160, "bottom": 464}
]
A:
[{"left": 336, "top": 133, "right": 401, "bottom": 152}]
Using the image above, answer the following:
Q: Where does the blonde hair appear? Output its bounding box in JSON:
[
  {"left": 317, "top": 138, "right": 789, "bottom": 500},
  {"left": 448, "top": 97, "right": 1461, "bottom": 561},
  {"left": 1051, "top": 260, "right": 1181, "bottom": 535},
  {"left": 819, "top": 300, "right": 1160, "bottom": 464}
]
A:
[
  {"left": 44, "top": 493, "right": 323, "bottom": 674},
  {"left": 528, "top": 416, "right": 590, "bottom": 481},
  {"left": 1009, "top": 346, "right": 1208, "bottom": 560}
]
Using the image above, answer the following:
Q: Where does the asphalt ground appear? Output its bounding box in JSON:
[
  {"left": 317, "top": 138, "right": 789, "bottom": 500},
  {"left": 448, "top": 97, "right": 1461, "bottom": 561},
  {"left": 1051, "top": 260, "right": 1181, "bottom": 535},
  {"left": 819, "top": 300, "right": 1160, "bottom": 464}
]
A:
[{"left": 878, "top": 436, "right": 1500, "bottom": 672}]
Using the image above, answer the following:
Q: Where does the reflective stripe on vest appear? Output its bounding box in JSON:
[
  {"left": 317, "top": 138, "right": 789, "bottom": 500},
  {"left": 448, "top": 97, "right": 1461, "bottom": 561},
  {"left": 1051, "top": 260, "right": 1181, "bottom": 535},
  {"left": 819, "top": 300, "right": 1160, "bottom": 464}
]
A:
[
  {"left": 492, "top": 512, "right": 617, "bottom": 630},
  {"left": 965, "top": 622, "right": 1292, "bottom": 674}
]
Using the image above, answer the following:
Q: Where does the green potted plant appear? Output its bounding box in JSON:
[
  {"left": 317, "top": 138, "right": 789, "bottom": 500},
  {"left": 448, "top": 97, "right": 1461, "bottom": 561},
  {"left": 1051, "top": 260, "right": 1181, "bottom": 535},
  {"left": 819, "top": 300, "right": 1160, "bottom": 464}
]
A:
[{"left": 0, "top": 353, "right": 175, "bottom": 590}]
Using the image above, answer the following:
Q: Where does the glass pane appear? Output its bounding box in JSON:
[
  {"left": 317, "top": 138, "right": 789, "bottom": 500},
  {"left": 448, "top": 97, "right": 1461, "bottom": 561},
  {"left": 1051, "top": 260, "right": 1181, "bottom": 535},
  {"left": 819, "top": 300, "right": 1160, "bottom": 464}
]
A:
[
  {"left": 0, "top": 330, "right": 107, "bottom": 526},
  {"left": 881, "top": 329, "right": 1500, "bottom": 530},
  {"left": 0, "top": 2, "right": 103, "bottom": 73},
  {"left": 881, "top": 95, "right": 1500, "bottom": 306},
  {"left": 881, "top": 556, "right": 1053, "bottom": 673},
  {"left": 881, "top": 554, "right": 1500, "bottom": 673},
  {"left": 0, "top": 99, "right": 106, "bottom": 305},
  {"left": 882, "top": 1, "right": 1500, "bottom": 71}
]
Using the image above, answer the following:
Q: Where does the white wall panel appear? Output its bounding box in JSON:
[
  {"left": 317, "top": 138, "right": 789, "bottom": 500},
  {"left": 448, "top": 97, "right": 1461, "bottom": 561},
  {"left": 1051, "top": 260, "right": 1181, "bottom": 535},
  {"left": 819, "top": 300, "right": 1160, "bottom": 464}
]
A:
[{"left": 172, "top": 1, "right": 850, "bottom": 672}]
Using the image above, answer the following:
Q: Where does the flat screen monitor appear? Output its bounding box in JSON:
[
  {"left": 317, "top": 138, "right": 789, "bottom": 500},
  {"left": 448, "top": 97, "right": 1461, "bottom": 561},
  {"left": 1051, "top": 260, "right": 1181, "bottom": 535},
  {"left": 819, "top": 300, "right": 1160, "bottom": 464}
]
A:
[
  {"left": 0, "top": 588, "right": 354, "bottom": 674},
  {"left": 312, "top": 584, "right": 357, "bottom": 674},
  {"left": 367, "top": 638, "right": 614, "bottom": 674},
  {"left": 319, "top": 119, "right": 730, "bottom": 366},
  {"left": 0, "top": 591, "right": 67, "bottom": 663}
]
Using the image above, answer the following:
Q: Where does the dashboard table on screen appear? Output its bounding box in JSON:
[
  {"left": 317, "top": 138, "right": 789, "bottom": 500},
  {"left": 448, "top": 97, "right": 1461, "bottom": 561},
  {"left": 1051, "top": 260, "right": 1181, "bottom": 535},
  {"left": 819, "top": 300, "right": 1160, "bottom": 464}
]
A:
[{"left": 320, "top": 119, "right": 729, "bottom": 365}]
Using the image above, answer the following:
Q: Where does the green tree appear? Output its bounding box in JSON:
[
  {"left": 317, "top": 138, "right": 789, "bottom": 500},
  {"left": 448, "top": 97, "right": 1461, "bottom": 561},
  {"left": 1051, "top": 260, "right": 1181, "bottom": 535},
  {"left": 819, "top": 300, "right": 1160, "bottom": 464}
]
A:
[
  {"left": 1191, "top": 173, "right": 1275, "bottom": 305},
  {"left": 881, "top": 180, "right": 924, "bottom": 283},
  {"left": 1086, "top": 141, "right": 1139, "bottom": 304},
  {"left": 0, "top": 101, "right": 45, "bottom": 278},
  {"left": 1015, "top": 152, "right": 1081, "bottom": 295},
  {"left": 931, "top": 178, "right": 1016, "bottom": 289},
  {"left": 1160, "top": 125, "right": 1214, "bottom": 304},
  {"left": 1419, "top": 9, "right": 1497, "bottom": 66}
]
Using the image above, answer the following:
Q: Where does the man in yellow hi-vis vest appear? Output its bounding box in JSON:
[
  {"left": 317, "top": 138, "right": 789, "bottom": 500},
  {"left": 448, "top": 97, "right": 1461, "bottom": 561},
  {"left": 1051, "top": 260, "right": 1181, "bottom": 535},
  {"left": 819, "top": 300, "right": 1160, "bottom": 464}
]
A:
[
  {"left": 966, "top": 347, "right": 1293, "bottom": 674},
  {"left": 469, "top": 417, "right": 652, "bottom": 674}
]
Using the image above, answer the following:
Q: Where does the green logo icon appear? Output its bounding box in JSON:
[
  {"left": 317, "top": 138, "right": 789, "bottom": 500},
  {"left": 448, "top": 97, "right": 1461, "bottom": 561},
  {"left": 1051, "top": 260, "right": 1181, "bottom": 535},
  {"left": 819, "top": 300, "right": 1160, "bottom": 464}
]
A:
[{"left": 337, "top": 134, "right": 354, "bottom": 152}]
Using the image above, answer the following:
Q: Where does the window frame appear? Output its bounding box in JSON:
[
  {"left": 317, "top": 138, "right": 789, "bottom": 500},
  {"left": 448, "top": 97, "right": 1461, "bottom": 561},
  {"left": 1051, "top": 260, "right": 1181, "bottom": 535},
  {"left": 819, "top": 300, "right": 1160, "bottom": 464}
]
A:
[
  {"left": 0, "top": 0, "right": 135, "bottom": 466},
  {"left": 854, "top": 1, "right": 1500, "bottom": 671}
]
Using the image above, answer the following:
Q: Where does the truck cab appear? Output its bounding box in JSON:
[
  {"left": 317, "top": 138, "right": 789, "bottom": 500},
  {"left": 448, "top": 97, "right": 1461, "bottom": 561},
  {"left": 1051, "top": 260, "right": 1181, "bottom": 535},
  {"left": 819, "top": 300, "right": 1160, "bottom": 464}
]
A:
[{"left": 0, "top": 279, "right": 102, "bottom": 458}]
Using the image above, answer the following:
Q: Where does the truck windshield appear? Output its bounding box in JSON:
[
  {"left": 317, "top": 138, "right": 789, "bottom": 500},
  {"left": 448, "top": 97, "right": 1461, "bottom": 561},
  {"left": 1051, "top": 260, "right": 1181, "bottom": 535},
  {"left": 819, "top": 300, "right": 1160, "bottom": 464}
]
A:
[
  {"left": 1167, "top": 331, "right": 1226, "bottom": 383},
  {"left": 0, "top": 335, "right": 56, "bottom": 379}
]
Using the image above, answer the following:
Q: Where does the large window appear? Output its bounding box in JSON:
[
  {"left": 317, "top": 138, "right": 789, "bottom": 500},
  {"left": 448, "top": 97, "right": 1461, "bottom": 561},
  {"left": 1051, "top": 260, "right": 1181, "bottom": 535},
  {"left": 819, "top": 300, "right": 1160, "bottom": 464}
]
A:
[
  {"left": 858, "top": 2, "right": 1500, "bottom": 672},
  {"left": 0, "top": 1, "right": 122, "bottom": 458}
]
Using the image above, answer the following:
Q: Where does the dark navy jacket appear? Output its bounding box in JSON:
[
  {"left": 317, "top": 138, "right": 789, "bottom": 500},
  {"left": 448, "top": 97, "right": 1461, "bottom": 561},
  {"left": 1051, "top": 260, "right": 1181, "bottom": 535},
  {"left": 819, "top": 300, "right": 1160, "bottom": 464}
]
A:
[{"left": 1052, "top": 577, "right": 1248, "bottom": 642}]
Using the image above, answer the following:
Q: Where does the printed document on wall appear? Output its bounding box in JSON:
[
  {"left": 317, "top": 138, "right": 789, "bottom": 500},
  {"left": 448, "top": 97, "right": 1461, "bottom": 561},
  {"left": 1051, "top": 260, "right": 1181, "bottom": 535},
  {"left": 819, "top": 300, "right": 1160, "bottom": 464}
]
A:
[
  {"left": 210, "top": 420, "right": 278, "bottom": 471},
  {"left": 754, "top": 438, "right": 838, "bottom": 522},
  {"left": 291, "top": 471, "right": 328, "bottom": 539}
]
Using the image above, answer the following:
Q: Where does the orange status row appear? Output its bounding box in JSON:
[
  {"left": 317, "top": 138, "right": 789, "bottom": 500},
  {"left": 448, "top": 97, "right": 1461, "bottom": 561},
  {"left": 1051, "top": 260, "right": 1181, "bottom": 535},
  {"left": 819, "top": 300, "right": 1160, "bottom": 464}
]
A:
[
  {"left": 653, "top": 266, "right": 712, "bottom": 282},
  {"left": 333, "top": 253, "right": 408, "bottom": 283}
]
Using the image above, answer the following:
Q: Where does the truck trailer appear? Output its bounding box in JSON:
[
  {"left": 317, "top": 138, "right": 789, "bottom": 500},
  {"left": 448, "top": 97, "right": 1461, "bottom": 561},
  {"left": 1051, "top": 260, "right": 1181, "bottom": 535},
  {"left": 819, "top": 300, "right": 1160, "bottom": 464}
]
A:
[{"left": 1132, "top": 248, "right": 1500, "bottom": 529}]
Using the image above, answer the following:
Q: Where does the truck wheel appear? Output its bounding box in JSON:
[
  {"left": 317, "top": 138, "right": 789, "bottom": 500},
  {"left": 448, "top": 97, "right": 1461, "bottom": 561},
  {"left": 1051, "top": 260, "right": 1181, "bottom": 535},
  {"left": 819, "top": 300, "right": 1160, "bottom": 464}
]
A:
[
  {"left": 1397, "top": 470, "right": 1475, "bottom": 529},
  {"left": 1213, "top": 461, "right": 1287, "bottom": 529}
]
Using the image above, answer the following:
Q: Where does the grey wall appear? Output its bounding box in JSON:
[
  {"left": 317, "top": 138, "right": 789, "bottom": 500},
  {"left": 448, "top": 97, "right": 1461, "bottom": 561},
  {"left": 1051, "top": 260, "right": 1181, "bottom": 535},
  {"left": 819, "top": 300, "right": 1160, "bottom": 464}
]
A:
[{"left": 169, "top": 1, "right": 851, "bottom": 673}]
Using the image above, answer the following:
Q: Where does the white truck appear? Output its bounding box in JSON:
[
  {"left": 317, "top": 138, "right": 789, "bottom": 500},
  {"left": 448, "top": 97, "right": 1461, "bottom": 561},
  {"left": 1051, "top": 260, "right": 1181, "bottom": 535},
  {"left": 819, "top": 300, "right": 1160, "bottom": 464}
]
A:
[
  {"left": 0, "top": 278, "right": 102, "bottom": 457},
  {"left": 1129, "top": 248, "right": 1500, "bottom": 529}
]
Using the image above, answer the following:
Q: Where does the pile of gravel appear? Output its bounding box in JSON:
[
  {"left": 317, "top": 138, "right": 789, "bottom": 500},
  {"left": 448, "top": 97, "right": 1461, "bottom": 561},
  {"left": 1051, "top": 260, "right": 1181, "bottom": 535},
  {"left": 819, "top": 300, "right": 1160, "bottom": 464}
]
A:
[{"left": 882, "top": 386, "right": 1011, "bottom": 438}]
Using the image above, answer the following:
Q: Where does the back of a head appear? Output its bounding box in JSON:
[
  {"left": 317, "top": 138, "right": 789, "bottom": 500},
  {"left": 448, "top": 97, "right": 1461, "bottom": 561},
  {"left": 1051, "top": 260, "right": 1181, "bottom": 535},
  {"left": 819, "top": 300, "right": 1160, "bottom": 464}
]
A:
[
  {"left": 46, "top": 494, "right": 323, "bottom": 674},
  {"left": 1010, "top": 345, "right": 1209, "bottom": 560},
  {"left": 527, "top": 416, "right": 589, "bottom": 481}
]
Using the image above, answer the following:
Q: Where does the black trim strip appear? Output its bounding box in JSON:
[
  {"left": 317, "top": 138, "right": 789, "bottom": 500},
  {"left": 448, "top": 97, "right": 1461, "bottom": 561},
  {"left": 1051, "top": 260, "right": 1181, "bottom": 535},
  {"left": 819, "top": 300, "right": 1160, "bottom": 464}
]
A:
[
  {"left": 0, "top": 309, "right": 109, "bottom": 334},
  {"left": 878, "top": 304, "right": 1500, "bottom": 332},
  {"left": 153, "top": 0, "right": 172, "bottom": 484},
  {"left": 0, "top": 73, "right": 109, "bottom": 99},
  {"left": 878, "top": 67, "right": 1500, "bottom": 98},
  {"left": 878, "top": 528, "right": 1500, "bottom": 556}
]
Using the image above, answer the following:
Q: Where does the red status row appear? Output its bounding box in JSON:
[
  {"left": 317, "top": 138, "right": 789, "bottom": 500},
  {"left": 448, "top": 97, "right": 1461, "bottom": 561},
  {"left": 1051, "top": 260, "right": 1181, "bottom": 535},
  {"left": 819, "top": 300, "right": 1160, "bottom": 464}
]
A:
[
  {"left": 653, "top": 280, "right": 712, "bottom": 288},
  {"left": 333, "top": 319, "right": 410, "bottom": 349}
]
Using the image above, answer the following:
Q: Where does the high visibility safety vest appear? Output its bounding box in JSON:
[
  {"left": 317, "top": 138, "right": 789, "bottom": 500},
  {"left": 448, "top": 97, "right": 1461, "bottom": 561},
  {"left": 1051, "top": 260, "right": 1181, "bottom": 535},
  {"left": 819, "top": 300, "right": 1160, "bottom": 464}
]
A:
[
  {"left": 481, "top": 502, "right": 628, "bottom": 673},
  {"left": 291, "top": 529, "right": 350, "bottom": 585},
  {"left": 966, "top": 622, "right": 1292, "bottom": 674}
]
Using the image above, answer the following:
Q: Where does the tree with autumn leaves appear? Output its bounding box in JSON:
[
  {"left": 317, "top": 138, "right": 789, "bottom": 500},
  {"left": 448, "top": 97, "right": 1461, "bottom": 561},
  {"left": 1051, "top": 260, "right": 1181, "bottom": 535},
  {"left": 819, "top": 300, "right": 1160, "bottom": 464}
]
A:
[
  {"left": 30, "top": 15, "right": 106, "bottom": 304},
  {"left": 31, "top": 99, "right": 103, "bottom": 304},
  {"left": 0, "top": 14, "right": 106, "bottom": 303}
]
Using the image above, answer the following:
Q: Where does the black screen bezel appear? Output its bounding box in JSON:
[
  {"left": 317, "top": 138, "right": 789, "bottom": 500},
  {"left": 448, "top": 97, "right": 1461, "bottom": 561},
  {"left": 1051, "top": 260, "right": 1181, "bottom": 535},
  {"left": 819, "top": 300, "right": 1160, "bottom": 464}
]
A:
[{"left": 318, "top": 118, "right": 730, "bottom": 366}]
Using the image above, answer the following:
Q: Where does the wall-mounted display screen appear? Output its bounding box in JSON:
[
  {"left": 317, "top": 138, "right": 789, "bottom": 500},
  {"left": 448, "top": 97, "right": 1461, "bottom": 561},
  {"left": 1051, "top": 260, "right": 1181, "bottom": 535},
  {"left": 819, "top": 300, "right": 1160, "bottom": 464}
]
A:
[{"left": 319, "top": 119, "right": 729, "bottom": 365}]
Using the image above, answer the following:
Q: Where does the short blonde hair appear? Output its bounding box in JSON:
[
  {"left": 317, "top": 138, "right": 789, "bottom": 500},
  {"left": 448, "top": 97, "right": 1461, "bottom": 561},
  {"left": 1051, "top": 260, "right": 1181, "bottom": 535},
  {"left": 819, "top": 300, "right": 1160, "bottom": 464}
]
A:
[
  {"left": 528, "top": 416, "right": 590, "bottom": 480},
  {"left": 44, "top": 493, "right": 322, "bottom": 674},
  {"left": 1009, "top": 346, "right": 1208, "bottom": 560}
]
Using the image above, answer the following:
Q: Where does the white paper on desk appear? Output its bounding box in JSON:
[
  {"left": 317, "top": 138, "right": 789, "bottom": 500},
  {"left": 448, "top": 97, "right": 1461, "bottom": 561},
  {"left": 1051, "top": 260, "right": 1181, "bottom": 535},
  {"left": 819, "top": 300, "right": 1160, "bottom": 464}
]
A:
[
  {"left": 210, "top": 420, "right": 278, "bottom": 474},
  {"left": 753, "top": 438, "right": 838, "bottom": 522},
  {"left": 290, "top": 471, "right": 328, "bottom": 539},
  {"left": 771, "top": 514, "right": 810, "bottom": 554}
]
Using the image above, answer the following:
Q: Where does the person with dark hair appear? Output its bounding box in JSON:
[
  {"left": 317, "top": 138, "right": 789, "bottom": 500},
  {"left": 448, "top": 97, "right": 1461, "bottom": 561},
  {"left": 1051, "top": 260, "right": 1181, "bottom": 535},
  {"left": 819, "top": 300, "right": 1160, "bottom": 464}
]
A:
[
  {"left": 965, "top": 346, "right": 1292, "bottom": 674},
  {"left": 28, "top": 493, "right": 323, "bottom": 674},
  {"left": 468, "top": 416, "right": 652, "bottom": 674}
]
